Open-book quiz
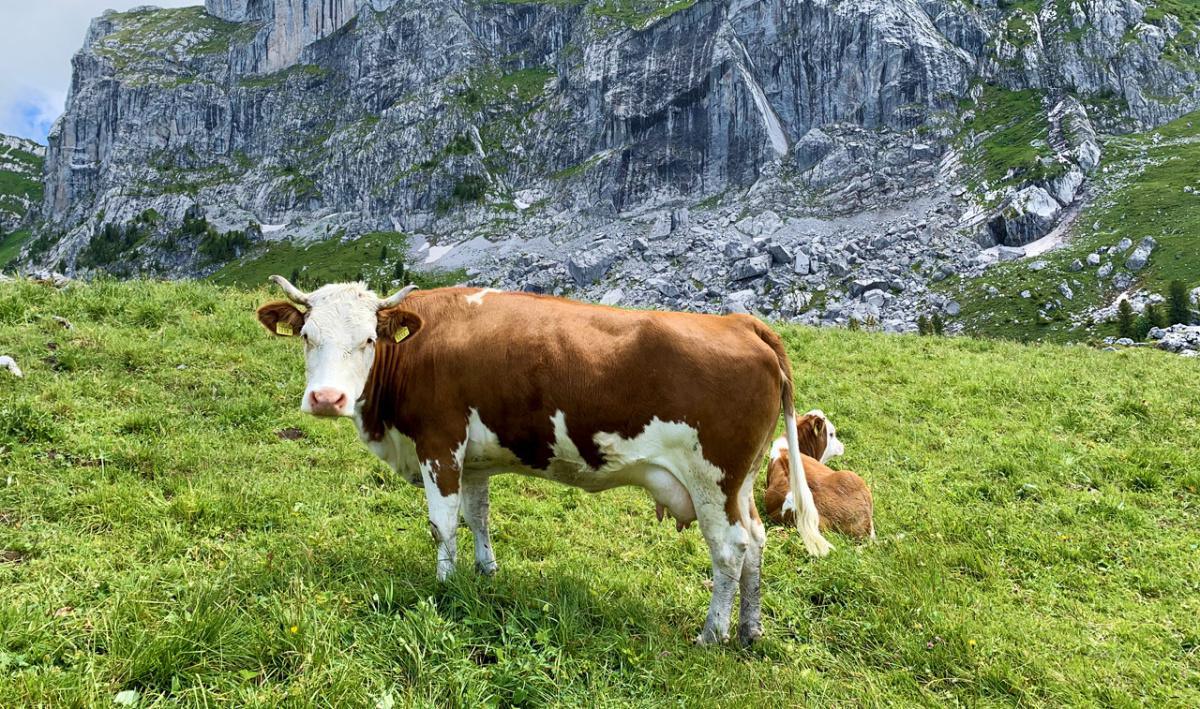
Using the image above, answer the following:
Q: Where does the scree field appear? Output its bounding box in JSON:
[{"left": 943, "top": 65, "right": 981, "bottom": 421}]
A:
[{"left": 0, "top": 279, "right": 1197, "bottom": 706}]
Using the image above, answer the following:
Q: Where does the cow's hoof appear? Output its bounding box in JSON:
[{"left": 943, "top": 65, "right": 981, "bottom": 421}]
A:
[
  {"left": 694, "top": 628, "right": 728, "bottom": 646},
  {"left": 737, "top": 624, "right": 763, "bottom": 647},
  {"left": 475, "top": 561, "right": 499, "bottom": 576}
]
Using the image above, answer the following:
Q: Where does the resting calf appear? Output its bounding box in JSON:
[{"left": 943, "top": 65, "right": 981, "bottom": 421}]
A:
[{"left": 763, "top": 412, "right": 874, "bottom": 540}]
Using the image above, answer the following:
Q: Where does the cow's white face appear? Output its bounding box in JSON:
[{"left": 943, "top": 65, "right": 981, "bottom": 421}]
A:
[
  {"left": 296, "top": 283, "right": 381, "bottom": 417},
  {"left": 258, "top": 279, "right": 418, "bottom": 418},
  {"left": 806, "top": 409, "right": 845, "bottom": 463}
]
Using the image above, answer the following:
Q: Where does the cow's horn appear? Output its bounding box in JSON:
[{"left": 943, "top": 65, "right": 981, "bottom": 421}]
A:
[
  {"left": 378, "top": 284, "right": 418, "bottom": 309},
  {"left": 270, "top": 275, "right": 310, "bottom": 305}
]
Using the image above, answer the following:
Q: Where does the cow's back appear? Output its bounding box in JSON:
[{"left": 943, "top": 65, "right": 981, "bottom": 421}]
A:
[{"left": 383, "top": 289, "right": 784, "bottom": 478}]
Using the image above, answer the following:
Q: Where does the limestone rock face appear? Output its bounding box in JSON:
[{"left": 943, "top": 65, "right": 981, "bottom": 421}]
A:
[{"left": 21, "top": 0, "right": 1200, "bottom": 327}]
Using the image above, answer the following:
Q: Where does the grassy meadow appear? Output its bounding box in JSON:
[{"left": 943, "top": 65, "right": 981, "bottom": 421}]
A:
[{"left": 0, "top": 279, "right": 1198, "bottom": 706}]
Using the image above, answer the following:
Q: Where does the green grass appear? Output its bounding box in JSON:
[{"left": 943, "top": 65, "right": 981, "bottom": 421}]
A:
[
  {"left": 958, "top": 86, "right": 1061, "bottom": 196},
  {"left": 946, "top": 109, "right": 1200, "bottom": 342},
  {"left": 209, "top": 231, "right": 464, "bottom": 291},
  {"left": 0, "top": 229, "right": 31, "bottom": 269},
  {"left": 1, "top": 279, "right": 1198, "bottom": 705}
]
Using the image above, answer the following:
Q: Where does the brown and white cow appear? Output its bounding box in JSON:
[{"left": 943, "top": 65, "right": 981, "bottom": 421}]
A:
[
  {"left": 257, "top": 276, "right": 831, "bottom": 645},
  {"left": 763, "top": 412, "right": 875, "bottom": 540}
]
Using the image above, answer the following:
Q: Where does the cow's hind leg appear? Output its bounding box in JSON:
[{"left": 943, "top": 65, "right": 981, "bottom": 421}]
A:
[
  {"left": 738, "top": 503, "right": 767, "bottom": 646},
  {"left": 421, "top": 461, "right": 462, "bottom": 581},
  {"left": 694, "top": 496, "right": 749, "bottom": 645},
  {"left": 461, "top": 474, "right": 498, "bottom": 576}
]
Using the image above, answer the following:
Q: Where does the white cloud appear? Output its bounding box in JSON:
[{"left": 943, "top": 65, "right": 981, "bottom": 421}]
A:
[{"left": 0, "top": 1, "right": 203, "bottom": 142}]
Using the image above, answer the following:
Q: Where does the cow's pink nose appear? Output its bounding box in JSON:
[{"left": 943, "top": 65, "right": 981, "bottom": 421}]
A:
[{"left": 309, "top": 388, "right": 348, "bottom": 415}]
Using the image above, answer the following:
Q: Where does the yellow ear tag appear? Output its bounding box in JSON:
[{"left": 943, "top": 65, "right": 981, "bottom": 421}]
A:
[
  {"left": 394, "top": 326, "right": 410, "bottom": 343},
  {"left": 276, "top": 322, "right": 294, "bottom": 337}
]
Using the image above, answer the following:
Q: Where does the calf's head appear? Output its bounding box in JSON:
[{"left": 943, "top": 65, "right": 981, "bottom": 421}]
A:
[
  {"left": 257, "top": 275, "right": 419, "bottom": 417},
  {"left": 798, "top": 409, "right": 845, "bottom": 463}
]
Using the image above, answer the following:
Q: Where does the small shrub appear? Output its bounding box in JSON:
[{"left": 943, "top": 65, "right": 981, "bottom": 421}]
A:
[
  {"left": 1117, "top": 300, "right": 1136, "bottom": 339},
  {"left": 1167, "top": 280, "right": 1192, "bottom": 325},
  {"left": 931, "top": 313, "right": 946, "bottom": 336},
  {"left": 917, "top": 314, "right": 931, "bottom": 336},
  {"left": 452, "top": 174, "right": 488, "bottom": 203}
]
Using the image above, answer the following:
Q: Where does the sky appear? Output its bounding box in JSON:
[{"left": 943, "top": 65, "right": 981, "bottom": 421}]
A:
[{"left": 0, "top": 1, "right": 202, "bottom": 144}]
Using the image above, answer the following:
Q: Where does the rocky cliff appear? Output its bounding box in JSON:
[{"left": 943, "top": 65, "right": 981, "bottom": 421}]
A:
[{"left": 24, "top": 0, "right": 1200, "bottom": 330}]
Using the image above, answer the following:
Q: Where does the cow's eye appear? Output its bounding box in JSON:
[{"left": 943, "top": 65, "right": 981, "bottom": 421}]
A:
[{"left": 366, "top": 337, "right": 377, "bottom": 347}]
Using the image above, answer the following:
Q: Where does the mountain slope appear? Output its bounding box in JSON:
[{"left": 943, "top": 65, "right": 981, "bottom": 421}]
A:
[
  {"left": 16, "top": 0, "right": 1200, "bottom": 335},
  {"left": 944, "top": 108, "right": 1200, "bottom": 342},
  {"left": 0, "top": 135, "right": 45, "bottom": 267},
  {"left": 1, "top": 278, "right": 1198, "bottom": 704}
]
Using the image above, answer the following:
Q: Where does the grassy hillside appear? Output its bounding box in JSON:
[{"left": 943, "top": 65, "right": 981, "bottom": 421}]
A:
[
  {"left": 209, "top": 231, "right": 464, "bottom": 291},
  {"left": 946, "top": 109, "right": 1200, "bottom": 342},
  {"left": 0, "top": 135, "right": 44, "bottom": 267},
  {"left": 0, "top": 279, "right": 1197, "bottom": 705}
]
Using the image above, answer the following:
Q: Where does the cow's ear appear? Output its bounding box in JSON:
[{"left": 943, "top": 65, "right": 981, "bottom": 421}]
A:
[
  {"left": 811, "top": 416, "right": 825, "bottom": 434},
  {"left": 257, "top": 301, "right": 306, "bottom": 337},
  {"left": 377, "top": 307, "right": 423, "bottom": 344}
]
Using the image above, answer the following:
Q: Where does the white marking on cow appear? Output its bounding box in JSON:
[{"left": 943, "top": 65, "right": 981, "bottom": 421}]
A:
[
  {"left": 770, "top": 437, "right": 787, "bottom": 461},
  {"left": 464, "top": 288, "right": 502, "bottom": 305},
  {"left": 781, "top": 491, "right": 796, "bottom": 518},
  {"left": 421, "top": 460, "right": 461, "bottom": 581},
  {"left": 297, "top": 283, "right": 381, "bottom": 416},
  {"left": 806, "top": 409, "right": 845, "bottom": 462},
  {"left": 358, "top": 415, "right": 422, "bottom": 486}
]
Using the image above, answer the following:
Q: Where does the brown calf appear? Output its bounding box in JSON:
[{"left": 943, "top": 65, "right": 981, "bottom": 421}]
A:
[{"left": 763, "top": 413, "right": 874, "bottom": 540}]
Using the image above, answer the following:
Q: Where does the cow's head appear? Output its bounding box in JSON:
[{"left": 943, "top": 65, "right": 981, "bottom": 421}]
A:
[
  {"left": 257, "top": 275, "right": 420, "bottom": 417},
  {"left": 800, "top": 409, "right": 845, "bottom": 463}
]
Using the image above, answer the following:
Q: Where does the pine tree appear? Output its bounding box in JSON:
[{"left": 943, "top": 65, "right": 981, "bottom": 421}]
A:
[
  {"left": 393, "top": 260, "right": 406, "bottom": 282},
  {"left": 289, "top": 266, "right": 301, "bottom": 285},
  {"left": 380, "top": 244, "right": 388, "bottom": 262},
  {"left": 1168, "top": 280, "right": 1192, "bottom": 325},
  {"left": 916, "top": 314, "right": 931, "bottom": 336},
  {"left": 1147, "top": 302, "right": 1167, "bottom": 329},
  {"left": 931, "top": 313, "right": 945, "bottom": 336},
  {"left": 1117, "top": 299, "right": 1136, "bottom": 339}
]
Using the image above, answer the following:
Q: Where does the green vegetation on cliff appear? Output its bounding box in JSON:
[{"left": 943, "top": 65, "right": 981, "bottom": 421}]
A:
[{"left": 946, "top": 109, "right": 1200, "bottom": 342}]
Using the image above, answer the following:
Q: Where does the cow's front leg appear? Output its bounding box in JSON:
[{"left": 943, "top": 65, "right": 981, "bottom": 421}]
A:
[
  {"left": 461, "top": 474, "right": 498, "bottom": 576},
  {"left": 420, "top": 459, "right": 462, "bottom": 581}
]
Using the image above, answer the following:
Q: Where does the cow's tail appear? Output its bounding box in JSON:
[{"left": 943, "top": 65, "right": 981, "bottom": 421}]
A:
[{"left": 752, "top": 320, "right": 833, "bottom": 557}]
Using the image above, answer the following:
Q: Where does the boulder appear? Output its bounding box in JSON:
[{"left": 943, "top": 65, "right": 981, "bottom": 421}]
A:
[
  {"left": 566, "top": 249, "right": 616, "bottom": 286},
  {"left": 648, "top": 213, "right": 673, "bottom": 240},
  {"left": 767, "top": 243, "right": 792, "bottom": 265},
  {"left": 722, "top": 289, "right": 758, "bottom": 314},
  {"left": 599, "top": 287, "right": 624, "bottom": 306},
  {"left": 987, "top": 186, "right": 1061, "bottom": 247},
  {"left": 730, "top": 255, "right": 770, "bottom": 281},
  {"left": 1125, "top": 237, "right": 1156, "bottom": 271},
  {"left": 849, "top": 278, "right": 890, "bottom": 297},
  {"left": 792, "top": 250, "right": 811, "bottom": 275},
  {"left": 1086, "top": 253, "right": 1101, "bottom": 266}
]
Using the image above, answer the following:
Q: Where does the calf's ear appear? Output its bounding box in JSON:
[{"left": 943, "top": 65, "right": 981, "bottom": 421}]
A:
[
  {"left": 377, "top": 307, "right": 423, "bottom": 343},
  {"left": 257, "top": 301, "right": 306, "bottom": 337}
]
